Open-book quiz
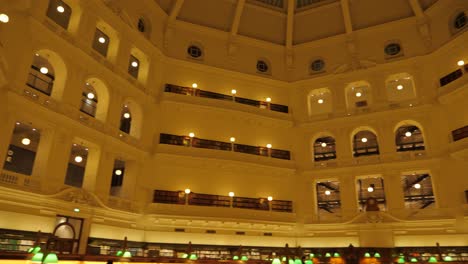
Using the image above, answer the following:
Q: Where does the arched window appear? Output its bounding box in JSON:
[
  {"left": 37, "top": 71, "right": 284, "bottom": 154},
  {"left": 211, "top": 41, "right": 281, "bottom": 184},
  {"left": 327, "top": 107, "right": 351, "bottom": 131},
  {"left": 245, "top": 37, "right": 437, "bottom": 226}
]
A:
[
  {"left": 314, "top": 136, "right": 336, "bottom": 161},
  {"left": 385, "top": 73, "right": 416, "bottom": 102},
  {"left": 307, "top": 88, "right": 332, "bottom": 116},
  {"left": 120, "top": 106, "right": 132, "bottom": 134},
  {"left": 80, "top": 83, "right": 98, "bottom": 117},
  {"left": 395, "top": 125, "right": 425, "bottom": 152},
  {"left": 345, "top": 81, "right": 372, "bottom": 112},
  {"left": 28, "top": 54, "right": 55, "bottom": 96},
  {"left": 353, "top": 130, "right": 379, "bottom": 157},
  {"left": 3, "top": 122, "right": 41, "bottom": 176}
]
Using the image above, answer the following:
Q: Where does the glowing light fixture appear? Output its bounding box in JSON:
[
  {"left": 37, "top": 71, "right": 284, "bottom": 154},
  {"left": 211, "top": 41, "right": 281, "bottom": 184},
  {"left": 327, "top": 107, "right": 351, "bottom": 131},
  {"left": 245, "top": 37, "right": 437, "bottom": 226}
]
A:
[
  {"left": 131, "top": 61, "right": 138, "bottom": 67},
  {"left": 429, "top": 256, "right": 437, "bottom": 263},
  {"left": 374, "top": 253, "right": 381, "bottom": 258},
  {"left": 266, "top": 97, "right": 272, "bottom": 102},
  {"left": 229, "top": 192, "right": 235, "bottom": 197},
  {"left": 192, "top": 83, "right": 198, "bottom": 88},
  {"left": 98, "top": 37, "right": 106, "bottom": 43},
  {"left": 185, "top": 188, "right": 191, "bottom": 194},
  {"left": 0, "top": 14, "right": 9, "bottom": 23},
  {"left": 31, "top": 252, "right": 44, "bottom": 263},
  {"left": 122, "top": 251, "right": 132, "bottom": 258},
  {"left": 74, "top": 156, "right": 83, "bottom": 163},
  {"left": 233, "top": 256, "right": 239, "bottom": 260},
  {"left": 271, "top": 257, "right": 282, "bottom": 264},
  {"left": 123, "top": 112, "right": 131, "bottom": 119},
  {"left": 241, "top": 255, "right": 248, "bottom": 261},
  {"left": 364, "top": 252, "right": 371, "bottom": 258},
  {"left": 361, "top": 137, "right": 368, "bottom": 143},
  {"left": 28, "top": 246, "right": 41, "bottom": 254},
  {"left": 73, "top": 208, "right": 80, "bottom": 212},
  {"left": 325, "top": 190, "right": 331, "bottom": 196},
  {"left": 267, "top": 196, "right": 273, "bottom": 201},
  {"left": 266, "top": 144, "right": 272, "bottom": 149},
  {"left": 325, "top": 253, "right": 331, "bottom": 257},
  {"left": 411, "top": 257, "right": 418, "bottom": 262},
  {"left": 57, "top": 5, "right": 65, "bottom": 13},
  {"left": 457, "top": 60, "right": 465, "bottom": 66},
  {"left": 397, "top": 256, "right": 405, "bottom": 263},
  {"left": 40, "top": 67, "right": 49, "bottom": 74},
  {"left": 189, "top": 253, "right": 198, "bottom": 260},
  {"left": 333, "top": 253, "right": 340, "bottom": 257},
  {"left": 317, "top": 99, "right": 324, "bottom": 104},
  {"left": 305, "top": 259, "right": 313, "bottom": 264},
  {"left": 189, "top": 132, "right": 195, "bottom": 138},
  {"left": 321, "top": 142, "right": 327, "bottom": 147},
  {"left": 355, "top": 92, "right": 362, "bottom": 97},
  {"left": 115, "top": 169, "right": 122, "bottom": 176},
  {"left": 367, "top": 185, "right": 374, "bottom": 193},
  {"left": 21, "top": 138, "right": 31, "bottom": 146},
  {"left": 181, "top": 253, "right": 188, "bottom": 258},
  {"left": 414, "top": 183, "right": 421, "bottom": 189},
  {"left": 309, "top": 253, "right": 314, "bottom": 257},
  {"left": 397, "top": 84, "right": 404, "bottom": 90},
  {"left": 231, "top": 89, "right": 237, "bottom": 95},
  {"left": 230, "top": 137, "right": 236, "bottom": 142},
  {"left": 87, "top": 93, "right": 95, "bottom": 99},
  {"left": 405, "top": 131, "right": 412, "bottom": 137},
  {"left": 444, "top": 256, "right": 453, "bottom": 261}
]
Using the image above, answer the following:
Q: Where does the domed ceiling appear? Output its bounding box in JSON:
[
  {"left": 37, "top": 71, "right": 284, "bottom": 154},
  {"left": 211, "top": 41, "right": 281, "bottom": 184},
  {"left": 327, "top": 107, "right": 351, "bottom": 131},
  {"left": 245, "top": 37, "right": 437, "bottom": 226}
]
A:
[{"left": 154, "top": 0, "right": 438, "bottom": 45}]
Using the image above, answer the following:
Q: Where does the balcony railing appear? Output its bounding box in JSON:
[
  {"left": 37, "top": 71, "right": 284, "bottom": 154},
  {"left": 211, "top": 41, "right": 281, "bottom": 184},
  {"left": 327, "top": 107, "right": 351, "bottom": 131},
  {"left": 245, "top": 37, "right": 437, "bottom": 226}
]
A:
[
  {"left": 159, "top": 133, "right": 291, "bottom": 160},
  {"left": 153, "top": 189, "right": 293, "bottom": 213},
  {"left": 26, "top": 65, "right": 54, "bottom": 96},
  {"left": 396, "top": 141, "right": 425, "bottom": 152},
  {"left": 164, "top": 84, "right": 289, "bottom": 114},
  {"left": 452, "top": 125, "right": 468, "bottom": 142}
]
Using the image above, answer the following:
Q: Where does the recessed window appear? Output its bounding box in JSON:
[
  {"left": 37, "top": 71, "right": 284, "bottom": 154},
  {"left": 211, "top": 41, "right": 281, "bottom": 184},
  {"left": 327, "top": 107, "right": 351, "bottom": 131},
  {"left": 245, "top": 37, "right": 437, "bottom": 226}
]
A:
[
  {"left": 120, "top": 107, "right": 132, "bottom": 134},
  {"left": 385, "top": 43, "right": 401, "bottom": 56},
  {"left": 137, "top": 18, "right": 146, "bottom": 32},
  {"left": 65, "top": 144, "right": 88, "bottom": 188},
  {"left": 187, "top": 45, "right": 203, "bottom": 58},
  {"left": 454, "top": 12, "right": 467, "bottom": 29},
  {"left": 353, "top": 130, "right": 379, "bottom": 157},
  {"left": 395, "top": 125, "right": 425, "bottom": 152},
  {"left": 27, "top": 55, "right": 55, "bottom": 96},
  {"left": 314, "top": 136, "right": 336, "bottom": 161},
  {"left": 110, "top": 160, "right": 125, "bottom": 196},
  {"left": 357, "top": 177, "right": 386, "bottom": 211},
  {"left": 316, "top": 180, "right": 341, "bottom": 216},
  {"left": 80, "top": 83, "right": 98, "bottom": 117},
  {"left": 128, "top": 55, "right": 140, "bottom": 79},
  {"left": 310, "top": 59, "right": 325, "bottom": 72},
  {"left": 256, "top": 60, "right": 269, "bottom": 73},
  {"left": 92, "top": 29, "right": 110, "bottom": 57},
  {"left": 46, "top": 0, "right": 72, "bottom": 29},
  {"left": 401, "top": 173, "right": 435, "bottom": 209}
]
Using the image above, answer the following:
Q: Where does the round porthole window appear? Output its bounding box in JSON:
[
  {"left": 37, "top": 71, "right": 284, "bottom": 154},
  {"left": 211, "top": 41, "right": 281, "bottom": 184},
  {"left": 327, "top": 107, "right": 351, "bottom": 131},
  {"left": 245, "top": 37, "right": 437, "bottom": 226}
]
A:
[
  {"left": 454, "top": 12, "right": 467, "bottom": 29},
  {"left": 256, "top": 60, "right": 269, "bottom": 73},
  {"left": 187, "top": 45, "right": 203, "bottom": 58},
  {"left": 311, "top": 59, "right": 325, "bottom": 72},
  {"left": 385, "top": 43, "right": 401, "bottom": 56}
]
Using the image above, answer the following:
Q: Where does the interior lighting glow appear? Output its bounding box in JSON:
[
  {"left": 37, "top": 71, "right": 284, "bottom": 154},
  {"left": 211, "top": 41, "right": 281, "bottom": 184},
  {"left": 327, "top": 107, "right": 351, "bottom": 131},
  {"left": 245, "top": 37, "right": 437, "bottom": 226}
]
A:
[
  {"left": 87, "top": 93, "right": 95, "bottom": 99},
  {"left": 123, "top": 112, "right": 131, "bottom": 119},
  {"left": 184, "top": 188, "right": 191, "bottom": 194},
  {"left": 325, "top": 190, "right": 331, "bottom": 196},
  {"left": 40, "top": 67, "right": 49, "bottom": 74},
  {"left": 414, "top": 183, "right": 421, "bottom": 189},
  {"left": 21, "top": 138, "right": 31, "bottom": 146},
  {"left": 321, "top": 142, "right": 327, "bottom": 147},
  {"left": 192, "top": 83, "right": 198, "bottom": 88},
  {"left": 267, "top": 196, "right": 273, "bottom": 201},
  {"left": 367, "top": 185, "right": 374, "bottom": 193},
  {"left": 397, "top": 85, "right": 404, "bottom": 90},
  {"left": 361, "top": 137, "right": 368, "bottom": 143},
  {"left": 405, "top": 131, "right": 412, "bottom": 137},
  {"left": 189, "top": 132, "right": 195, "bottom": 138},
  {"left": 457, "top": 60, "right": 465, "bottom": 66},
  {"left": 230, "top": 137, "right": 236, "bottom": 142},
  {"left": 57, "top": 5, "right": 65, "bottom": 13},
  {"left": 364, "top": 252, "right": 371, "bottom": 258},
  {"left": 115, "top": 169, "right": 122, "bottom": 176},
  {"left": 98, "top": 37, "right": 106, "bottom": 43},
  {"left": 266, "top": 97, "right": 272, "bottom": 102},
  {"left": 229, "top": 192, "right": 235, "bottom": 197},
  {"left": 0, "top": 14, "right": 9, "bottom": 23},
  {"left": 355, "top": 92, "right": 362, "bottom": 97},
  {"left": 73, "top": 208, "right": 80, "bottom": 213},
  {"left": 74, "top": 156, "right": 83, "bottom": 163},
  {"left": 266, "top": 144, "right": 272, "bottom": 149},
  {"left": 131, "top": 61, "right": 138, "bottom": 67},
  {"left": 317, "top": 99, "right": 324, "bottom": 104},
  {"left": 231, "top": 89, "right": 237, "bottom": 95}
]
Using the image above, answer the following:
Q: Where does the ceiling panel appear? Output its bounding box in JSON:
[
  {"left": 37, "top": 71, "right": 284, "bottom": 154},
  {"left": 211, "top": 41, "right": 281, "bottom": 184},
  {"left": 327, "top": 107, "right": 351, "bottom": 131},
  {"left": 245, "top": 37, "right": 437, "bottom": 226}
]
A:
[
  {"left": 350, "top": 0, "right": 414, "bottom": 30},
  {"left": 238, "top": 5, "right": 286, "bottom": 45},
  {"left": 178, "top": 0, "right": 236, "bottom": 32},
  {"left": 154, "top": 0, "right": 175, "bottom": 14},
  {"left": 418, "top": 0, "right": 438, "bottom": 10}
]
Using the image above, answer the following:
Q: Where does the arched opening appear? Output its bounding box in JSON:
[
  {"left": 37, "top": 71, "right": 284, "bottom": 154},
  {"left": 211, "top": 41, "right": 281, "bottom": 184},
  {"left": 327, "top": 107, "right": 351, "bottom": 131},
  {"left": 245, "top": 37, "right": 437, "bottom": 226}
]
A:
[
  {"left": 344, "top": 81, "right": 372, "bottom": 112},
  {"left": 28, "top": 50, "right": 67, "bottom": 100},
  {"left": 352, "top": 129, "right": 379, "bottom": 157},
  {"left": 313, "top": 136, "right": 336, "bottom": 162},
  {"left": 3, "top": 122, "right": 41, "bottom": 176},
  {"left": 385, "top": 73, "right": 416, "bottom": 102},
  {"left": 120, "top": 99, "right": 143, "bottom": 138},
  {"left": 84, "top": 78, "right": 110, "bottom": 122},
  {"left": 80, "top": 83, "right": 97, "bottom": 117},
  {"left": 93, "top": 21, "right": 119, "bottom": 61},
  {"left": 130, "top": 47, "right": 149, "bottom": 85},
  {"left": 394, "top": 121, "right": 425, "bottom": 152},
  {"left": 307, "top": 88, "right": 332, "bottom": 116},
  {"left": 64, "top": 143, "right": 88, "bottom": 188},
  {"left": 110, "top": 159, "right": 125, "bottom": 197}
]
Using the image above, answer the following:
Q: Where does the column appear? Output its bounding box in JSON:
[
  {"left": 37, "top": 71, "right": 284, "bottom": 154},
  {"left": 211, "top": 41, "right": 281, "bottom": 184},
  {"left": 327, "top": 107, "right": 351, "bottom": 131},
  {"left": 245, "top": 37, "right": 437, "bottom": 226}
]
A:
[
  {"left": 331, "top": 85, "right": 347, "bottom": 115},
  {"left": 115, "top": 39, "right": 132, "bottom": 74},
  {"left": 339, "top": 175, "right": 358, "bottom": 219},
  {"left": 107, "top": 91, "right": 123, "bottom": 129},
  {"left": 335, "top": 128, "right": 352, "bottom": 164},
  {"left": 92, "top": 149, "right": 115, "bottom": 200},
  {"left": 120, "top": 159, "right": 139, "bottom": 200},
  {"left": 382, "top": 170, "right": 405, "bottom": 215},
  {"left": 81, "top": 146, "right": 102, "bottom": 194},
  {"left": 42, "top": 129, "right": 74, "bottom": 193},
  {"left": 377, "top": 121, "right": 396, "bottom": 161}
]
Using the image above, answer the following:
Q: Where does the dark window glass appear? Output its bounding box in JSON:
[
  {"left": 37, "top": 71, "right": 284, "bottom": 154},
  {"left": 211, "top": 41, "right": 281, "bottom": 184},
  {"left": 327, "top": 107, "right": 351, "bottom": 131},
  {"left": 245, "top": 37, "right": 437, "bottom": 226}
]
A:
[
  {"left": 46, "top": 0, "right": 72, "bottom": 29},
  {"left": 137, "top": 18, "right": 145, "bottom": 32},
  {"left": 92, "top": 29, "right": 110, "bottom": 57},
  {"left": 311, "top": 59, "right": 325, "bottom": 72},
  {"left": 256, "top": 60, "right": 269, "bottom": 73},
  {"left": 454, "top": 12, "right": 467, "bottom": 29},
  {"left": 187, "top": 45, "right": 203, "bottom": 58},
  {"left": 385, "top": 43, "right": 401, "bottom": 56},
  {"left": 128, "top": 56, "right": 140, "bottom": 79}
]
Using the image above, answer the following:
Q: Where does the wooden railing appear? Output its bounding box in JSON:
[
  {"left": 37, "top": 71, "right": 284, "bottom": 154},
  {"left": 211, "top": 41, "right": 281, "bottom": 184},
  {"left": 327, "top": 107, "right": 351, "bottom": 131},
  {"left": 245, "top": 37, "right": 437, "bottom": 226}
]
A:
[
  {"left": 164, "top": 84, "right": 289, "bottom": 114},
  {"left": 159, "top": 133, "right": 291, "bottom": 160}
]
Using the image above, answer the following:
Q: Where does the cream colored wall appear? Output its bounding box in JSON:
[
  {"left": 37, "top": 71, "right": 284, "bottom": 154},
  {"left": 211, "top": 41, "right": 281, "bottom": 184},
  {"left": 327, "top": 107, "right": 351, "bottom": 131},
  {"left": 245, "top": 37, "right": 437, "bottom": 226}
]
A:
[{"left": 0, "top": 0, "right": 467, "bottom": 250}]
